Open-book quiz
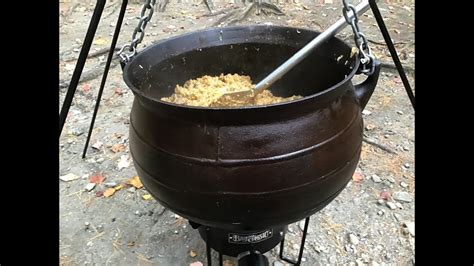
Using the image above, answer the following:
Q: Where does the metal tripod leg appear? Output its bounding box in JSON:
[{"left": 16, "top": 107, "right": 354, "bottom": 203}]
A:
[
  {"left": 82, "top": 0, "right": 129, "bottom": 158},
  {"left": 206, "top": 227, "right": 212, "bottom": 266},
  {"left": 369, "top": 0, "right": 415, "bottom": 109},
  {"left": 59, "top": 0, "right": 106, "bottom": 137},
  {"left": 279, "top": 217, "right": 310, "bottom": 265}
]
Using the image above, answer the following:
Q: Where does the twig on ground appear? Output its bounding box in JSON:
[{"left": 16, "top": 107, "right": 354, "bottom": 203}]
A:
[{"left": 363, "top": 137, "right": 398, "bottom": 155}]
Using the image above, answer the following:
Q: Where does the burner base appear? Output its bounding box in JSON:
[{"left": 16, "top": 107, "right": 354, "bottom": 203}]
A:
[
  {"left": 193, "top": 222, "right": 286, "bottom": 257},
  {"left": 189, "top": 216, "right": 310, "bottom": 266}
]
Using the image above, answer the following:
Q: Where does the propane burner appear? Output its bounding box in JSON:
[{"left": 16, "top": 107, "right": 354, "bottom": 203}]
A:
[{"left": 189, "top": 217, "right": 310, "bottom": 266}]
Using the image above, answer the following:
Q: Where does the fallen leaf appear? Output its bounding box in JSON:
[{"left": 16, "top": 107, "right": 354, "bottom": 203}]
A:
[
  {"left": 117, "top": 155, "right": 130, "bottom": 170},
  {"left": 190, "top": 262, "right": 203, "bottom": 266},
  {"left": 142, "top": 194, "right": 152, "bottom": 200},
  {"left": 84, "top": 183, "right": 96, "bottom": 192},
  {"left": 128, "top": 241, "right": 135, "bottom": 246},
  {"left": 82, "top": 84, "right": 91, "bottom": 93},
  {"left": 302, "top": 5, "right": 310, "bottom": 10},
  {"left": 114, "top": 87, "right": 123, "bottom": 95},
  {"left": 95, "top": 191, "right": 104, "bottom": 197},
  {"left": 93, "top": 38, "right": 108, "bottom": 45},
  {"left": 365, "top": 124, "right": 376, "bottom": 131},
  {"left": 163, "top": 25, "right": 176, "bottom": 33},
  {"left": 103, "top": 188, "right": 117, "bottom": 197},
  {"left": 60, "top": 3, "right": 71, "bottom": 16},
  {"left": 90, "top": 174, "right": 105, "bottom": 184},
  {"left": 352, "top": 172, "right": 364, "bottom": 182},
  {"left": 114, "top": 184, "right": 124, "bottom": 191},
  {"left": 403, "top": 221, "right": 415, "bottom": 236},
  {"left": 371, "top": 50, "right": 380, "bottom": 59},
  {"left": 60, "top": 173, "right": 79, "bottom": 182},
  {"left": 111, "top": 144, "right": 125, "bottom": 153},
  {"left": 104, "top": 182, "right": 118, "bottom": 188},
  {"left": 189, "top": 250, "right": 197, "bottom": 258},
  {"left": 92, "top": 141, "right": 103, "bottom": 150},
  {"left": 128, "top": 176, "right": 143, "bottom": 189},
  {"left": 379, "top": 191, "right": 391, "bottom": 200}
]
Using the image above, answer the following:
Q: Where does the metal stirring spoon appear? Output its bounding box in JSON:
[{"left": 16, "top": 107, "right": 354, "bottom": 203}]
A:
[{"left": 219, "top": 0, "right": 373, "bottom": 101}]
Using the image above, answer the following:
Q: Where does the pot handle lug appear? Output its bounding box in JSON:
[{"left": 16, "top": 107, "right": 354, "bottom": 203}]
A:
[
  {"left": 120, "top": 60, "right": 127, "bottom": 70},
  {"left": 354, "top": 59, "right": 381, "bottom": 110}
]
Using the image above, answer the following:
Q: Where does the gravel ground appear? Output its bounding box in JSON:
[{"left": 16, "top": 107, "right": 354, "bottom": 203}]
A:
[{"left": 60, "top": 1, "right": 414, "bottom": 265}]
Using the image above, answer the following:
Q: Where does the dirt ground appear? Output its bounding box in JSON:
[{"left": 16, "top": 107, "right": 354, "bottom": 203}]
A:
[{"left": 59, "top": 0, "right": 414, "bottom": 265}]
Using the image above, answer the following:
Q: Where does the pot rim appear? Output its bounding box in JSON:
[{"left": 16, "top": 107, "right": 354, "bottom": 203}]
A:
[{"left": 123, "top": 24, "right": 361, "bottom": 111}]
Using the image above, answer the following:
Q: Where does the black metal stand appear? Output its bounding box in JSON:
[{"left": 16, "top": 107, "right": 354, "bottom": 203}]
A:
[
  {"left": 205, "top": 227, "right": 224, "bottom": 266},
  {"left": 59, "top": 0, "right": 106, "bottom": 138},
  {"left": 279, "top": 217, "right": 310, "bottom": 265},
  {"left": 59, "top": 0, "right": 415, "bottom": 157},
  {"left": 369, "top": 0, "right": 415, "bottom": 110},
  {"left": 58, "top": 0, "right": 130, "bottom": 158},
  {"left": 81, "top": 0, "right": 129, "bottom": 158}
]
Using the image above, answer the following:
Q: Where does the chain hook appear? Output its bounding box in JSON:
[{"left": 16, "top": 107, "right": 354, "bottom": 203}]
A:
[
  {"left": 117, "top": 0, "right": 156, "bottom": 64},
  {"left": 342, "top": 0, "right": 375, "bottom": 75}
]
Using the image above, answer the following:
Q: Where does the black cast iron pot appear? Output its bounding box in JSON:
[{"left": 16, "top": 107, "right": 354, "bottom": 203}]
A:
[{"left": 123, "top": 25, "right": 381, "bottom": 231}]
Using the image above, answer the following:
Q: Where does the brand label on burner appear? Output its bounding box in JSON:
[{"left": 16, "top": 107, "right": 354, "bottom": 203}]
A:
[{"left": 228, "top": 229, "right": 273, "bottom": 244}]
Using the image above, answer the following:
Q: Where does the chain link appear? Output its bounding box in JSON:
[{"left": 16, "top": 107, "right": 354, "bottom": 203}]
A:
[
  {"left": 118, "top": 0, "right": 156, "bottom": 63},
  {"left": 342, "top": 0, "right": 375, "bottom": 75}
]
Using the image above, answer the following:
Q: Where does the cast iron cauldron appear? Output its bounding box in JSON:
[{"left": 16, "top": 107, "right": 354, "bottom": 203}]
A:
[{"left": 123, "top": 25, "right": 380, "bottom": 231}]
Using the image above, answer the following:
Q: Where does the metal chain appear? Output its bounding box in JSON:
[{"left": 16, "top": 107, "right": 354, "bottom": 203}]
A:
[
  {"left": 117, "top": 0, "right": 156, "bottom": 63},
  {"left": 342, "top": 0, "right": 375, "bottom": 75}
]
